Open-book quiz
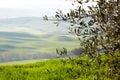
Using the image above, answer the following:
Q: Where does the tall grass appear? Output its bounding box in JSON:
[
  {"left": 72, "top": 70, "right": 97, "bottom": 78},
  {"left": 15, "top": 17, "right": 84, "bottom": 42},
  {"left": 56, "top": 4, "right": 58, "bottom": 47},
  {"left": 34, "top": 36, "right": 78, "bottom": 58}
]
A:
[{"left": 0, "top": 53, "right": 115, "bottom": 80}]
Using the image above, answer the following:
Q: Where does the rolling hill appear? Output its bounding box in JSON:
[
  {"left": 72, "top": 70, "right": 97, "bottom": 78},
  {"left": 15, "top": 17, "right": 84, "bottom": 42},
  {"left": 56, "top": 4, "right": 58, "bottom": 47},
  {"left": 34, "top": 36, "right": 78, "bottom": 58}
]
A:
[{"left": 0, "top": 21, "right": 79, "bottom": 62}]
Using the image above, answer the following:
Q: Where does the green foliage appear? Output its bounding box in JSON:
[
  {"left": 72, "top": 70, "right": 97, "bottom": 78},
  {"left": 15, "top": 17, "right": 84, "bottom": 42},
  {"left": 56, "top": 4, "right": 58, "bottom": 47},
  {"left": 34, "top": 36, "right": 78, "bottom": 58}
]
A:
[
  {"left": 1, "top": 52, "right": 119, "bottom": 80},
  {"left": 55, "top": 0, "right": 120, "bottom": 79}
]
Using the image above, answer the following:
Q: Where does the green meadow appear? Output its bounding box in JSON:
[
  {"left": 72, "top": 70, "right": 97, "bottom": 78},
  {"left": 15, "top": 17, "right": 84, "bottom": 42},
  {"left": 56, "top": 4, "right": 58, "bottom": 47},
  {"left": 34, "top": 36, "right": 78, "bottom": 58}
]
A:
[{"left": 0, "top": 53, "right": 114, "bottom": 80}]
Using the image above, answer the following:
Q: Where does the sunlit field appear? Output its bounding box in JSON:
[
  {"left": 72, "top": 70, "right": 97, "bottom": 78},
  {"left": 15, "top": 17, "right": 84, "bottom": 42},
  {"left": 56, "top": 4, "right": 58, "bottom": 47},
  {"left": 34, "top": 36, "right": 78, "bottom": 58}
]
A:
[{"left": 0, "top": 53, "right": 112, "bottom": 80}]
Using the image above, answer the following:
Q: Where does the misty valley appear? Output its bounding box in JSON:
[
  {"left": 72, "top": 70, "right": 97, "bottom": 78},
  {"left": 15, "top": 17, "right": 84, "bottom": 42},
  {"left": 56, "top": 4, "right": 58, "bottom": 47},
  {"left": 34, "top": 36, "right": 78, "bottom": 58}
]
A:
[{"left": 0, "top": 17, "right": 80, "bottom": 63}]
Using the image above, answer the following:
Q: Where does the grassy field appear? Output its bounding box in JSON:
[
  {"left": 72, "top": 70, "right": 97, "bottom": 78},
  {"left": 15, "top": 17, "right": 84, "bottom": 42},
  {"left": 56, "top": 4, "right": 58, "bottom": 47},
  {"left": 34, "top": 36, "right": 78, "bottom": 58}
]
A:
[
  {"left": 0, "top": 59, "right": 49, "bottom": 65},
  {"left": 0, "top": 17, "right": 79, "bottom": 55},
  {"left": 0, "top": 32, "right": 79, "bottom": 54},
  {"left": 0, "top": 53, "right": 116, "bottom": 80}
]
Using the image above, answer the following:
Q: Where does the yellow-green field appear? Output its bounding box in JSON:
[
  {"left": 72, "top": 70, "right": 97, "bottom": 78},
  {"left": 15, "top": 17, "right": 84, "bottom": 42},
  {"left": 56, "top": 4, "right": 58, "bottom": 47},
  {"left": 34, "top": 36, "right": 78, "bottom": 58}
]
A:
[
  {"left": 0, "top": 53, "right": 114, "bottom": 80},
  {"left": 0, "top": 33, "right": 79, "bottom": 54}
]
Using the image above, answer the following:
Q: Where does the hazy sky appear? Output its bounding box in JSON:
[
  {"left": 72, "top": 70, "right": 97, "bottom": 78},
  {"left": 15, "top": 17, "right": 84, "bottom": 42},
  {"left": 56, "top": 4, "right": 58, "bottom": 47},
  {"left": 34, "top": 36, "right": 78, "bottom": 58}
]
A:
[
  {"left": 0, "top": 0, "right": 96, "bottom": 18},
  {"left": 0, "top": 0, "right": 72, "bottom": 9},
  {"left": 0, "top": 0, "right": 74, "bottom": 18}
]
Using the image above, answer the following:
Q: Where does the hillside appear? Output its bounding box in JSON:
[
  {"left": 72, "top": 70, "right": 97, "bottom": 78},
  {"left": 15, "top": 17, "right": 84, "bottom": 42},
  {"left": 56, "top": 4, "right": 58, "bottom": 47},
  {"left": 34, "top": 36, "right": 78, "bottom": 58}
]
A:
[
  {"left": 1, "top": 52, "right": 119, "bottom": 80},
  {"left": 0, "top": 17, "right": 80, "bottom": 62},
  {"left": 0, "top": 32, "right": 80, "bottom": 62}
]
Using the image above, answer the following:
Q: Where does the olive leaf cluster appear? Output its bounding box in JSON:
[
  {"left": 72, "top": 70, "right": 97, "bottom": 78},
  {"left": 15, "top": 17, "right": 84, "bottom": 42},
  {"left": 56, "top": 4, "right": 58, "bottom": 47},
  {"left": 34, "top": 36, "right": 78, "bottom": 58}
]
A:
[
  {"left": 55, "top": 0, "right": 120, "bottom": 79},
  {"left": 56, "top": 0, "right": 120, "bottom": 55},
  {"left": 70, "top": 0, "right": 120, "bottom": 56}
]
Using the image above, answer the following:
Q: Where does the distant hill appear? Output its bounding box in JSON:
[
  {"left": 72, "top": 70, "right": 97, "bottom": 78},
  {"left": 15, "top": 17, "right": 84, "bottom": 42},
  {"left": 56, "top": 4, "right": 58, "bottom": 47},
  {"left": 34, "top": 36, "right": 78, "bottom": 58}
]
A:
[
  {"left": 0, "top": 17, "right": 79, "bottom": 62},
  {"left": 0, "top": 17, "right": 70, "bottom": 35},
  {"left": 49, "top": 35, "right": 75, "bottom": 41},
  {"left": 0, "top": 32, "right": 37, "bottom": 38},
  {"left": 0, "top": 17, "right": 42, "bottom": 25}
]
